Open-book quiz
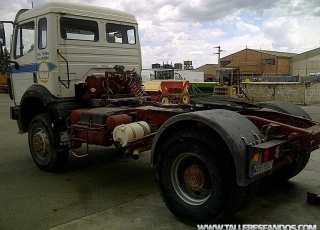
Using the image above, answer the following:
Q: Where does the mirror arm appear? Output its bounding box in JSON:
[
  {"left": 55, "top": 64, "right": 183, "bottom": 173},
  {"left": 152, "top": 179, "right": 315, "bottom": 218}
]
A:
[{"left": 8, "top": 60, "right": 19, "bottom": 70}]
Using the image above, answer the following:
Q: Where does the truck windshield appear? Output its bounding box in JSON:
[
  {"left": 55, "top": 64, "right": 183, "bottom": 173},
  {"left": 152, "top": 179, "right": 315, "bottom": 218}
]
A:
[
  {"left": 106, "top": 23, "right": 135, "bottom": 44},
  {"left": 60, "top": 17, "right": 99, "bottom": 42},
  {"left": 155, "top": 70, "right": 174, "bottom": 79}
]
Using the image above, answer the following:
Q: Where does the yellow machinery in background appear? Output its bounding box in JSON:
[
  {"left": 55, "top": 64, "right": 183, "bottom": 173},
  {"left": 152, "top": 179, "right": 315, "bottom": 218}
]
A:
[
  {"left": 0, "top": 75, "right": 8, "bottom": 93},
  {"left": 213, "top": 67, "right": 241, "bottom": 97}
]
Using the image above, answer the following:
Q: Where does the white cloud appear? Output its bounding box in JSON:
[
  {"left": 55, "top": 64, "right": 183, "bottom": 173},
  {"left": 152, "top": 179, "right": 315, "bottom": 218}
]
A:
[
  {"left": 236, "top": 19, "right": 260, "bottom": 33},
  {"left": 262, "top": 15, "right": 320, "bottom": 53},
  {"left": 1, "top": 0, "right": 320, "bottom": 68},
  {"left": 314, "top": 7, "right": 320, "bottom": 16}
]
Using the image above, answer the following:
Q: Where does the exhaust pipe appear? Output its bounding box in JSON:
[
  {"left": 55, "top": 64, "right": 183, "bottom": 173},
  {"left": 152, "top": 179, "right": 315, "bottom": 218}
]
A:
[
  {"left": 132, "top": 145, "right": 152, "bottom": 160},
  {"left": 124, "top": 146, "right": 135, "bottom": 157}
]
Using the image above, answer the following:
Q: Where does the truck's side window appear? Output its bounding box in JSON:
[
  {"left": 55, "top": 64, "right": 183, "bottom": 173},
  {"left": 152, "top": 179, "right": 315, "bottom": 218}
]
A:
[
  {"left": 106, "top": 23, "right": 136, "bottom": 44},
  {"left": 60, "top": 17, "right": 99, "bottom": 41},
  {"left": 14, "top": 21, "right": 35, "bottom": 59},
  {"left": 38, "top": 18, "right": 47, "bottom": 49}
]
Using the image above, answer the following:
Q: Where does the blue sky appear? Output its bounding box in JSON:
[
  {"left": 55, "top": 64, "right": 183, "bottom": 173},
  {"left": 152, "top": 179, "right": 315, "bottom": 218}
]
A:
[{"left": 1, "top": 0, "right": 320, "bottom": 69}]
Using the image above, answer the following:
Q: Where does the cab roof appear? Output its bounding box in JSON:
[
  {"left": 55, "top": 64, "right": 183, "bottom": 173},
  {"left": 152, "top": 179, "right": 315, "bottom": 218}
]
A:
[{"left": 16, "top": 2, "right": 137, "bottom": 24}]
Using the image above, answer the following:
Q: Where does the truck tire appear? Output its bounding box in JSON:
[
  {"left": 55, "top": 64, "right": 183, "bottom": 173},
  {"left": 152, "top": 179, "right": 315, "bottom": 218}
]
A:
[
  {"left": 156, "top": 129, "right": 245, "bottom": 225},
  {"left": 264, "top": 151, "right": 311, "bottom": 184},
  {"left": 237, "top": 181, "right": 260, "bottom": 211},
  {"left": 258, "top": 101, "right": 311, "bottom": 183},
  {"left": 28, "top": 113, "right": 69, "bottom": 172}
]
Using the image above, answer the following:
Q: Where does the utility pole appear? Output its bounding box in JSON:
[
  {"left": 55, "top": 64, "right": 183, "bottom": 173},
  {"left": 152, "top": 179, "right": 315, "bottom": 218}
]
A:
[
  {"left": 214, "top": 46, "right": 225, "bottom": 67},
  {"left": 214, "top": 46, "right": 225, "bottom": 83}
]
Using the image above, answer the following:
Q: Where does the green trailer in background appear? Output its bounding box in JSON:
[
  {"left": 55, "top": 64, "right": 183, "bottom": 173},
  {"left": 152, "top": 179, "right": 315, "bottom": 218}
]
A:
[
  {"left": 189, "top": 82, "right": 218, "bottom": 97},
  {"left": 189, "top": 67, "right": 243, "bottom": 98}
]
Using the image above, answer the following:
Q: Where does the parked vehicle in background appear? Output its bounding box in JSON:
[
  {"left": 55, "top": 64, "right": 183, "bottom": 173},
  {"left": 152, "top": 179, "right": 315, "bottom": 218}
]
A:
[
  {"left": 175, "top": 70, "right": 204, "bottom": 82},
  {"left": 141, "top": 68, "right": 183, "bottom": 81},
  {"left": 307, "top": 73, "right": 320, "bottom": 82},
  {"left": 307, "top": 73, "right": 320, "bottom": 77},
  {"left": 141, "top": 68, "right": 190, "bottom": 103},
  {"left": 143, "top": 80, "right": 190, "bottom": 104}
]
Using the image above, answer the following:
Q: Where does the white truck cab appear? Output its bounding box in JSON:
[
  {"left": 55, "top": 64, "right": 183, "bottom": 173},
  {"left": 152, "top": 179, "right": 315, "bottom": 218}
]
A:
[
  {"left": 1, "top": 2, "right": 141, "bottom": 103},
  {"left": 0, "top": 2, "right": 141, "bottom": 133}
]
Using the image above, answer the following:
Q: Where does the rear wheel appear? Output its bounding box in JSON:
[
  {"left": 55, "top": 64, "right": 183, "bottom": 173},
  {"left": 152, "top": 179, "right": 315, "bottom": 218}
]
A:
[
  {"left": 156, "top": 129, "right": 245, "bottom": 225},
  {"left": 180, "top": 92, "right": 190, "bottom": 104},
  {"left": 263, "top": 151, "right": 311, "bottom": 184},
  {"left": 28, "top": 113, "right": 69, "bottom": 172}
]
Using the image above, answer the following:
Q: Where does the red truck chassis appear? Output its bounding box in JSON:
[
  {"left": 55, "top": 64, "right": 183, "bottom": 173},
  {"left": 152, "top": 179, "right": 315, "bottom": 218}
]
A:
[{"left": 28, "top": 66, "right": 320, "bottom": 225}]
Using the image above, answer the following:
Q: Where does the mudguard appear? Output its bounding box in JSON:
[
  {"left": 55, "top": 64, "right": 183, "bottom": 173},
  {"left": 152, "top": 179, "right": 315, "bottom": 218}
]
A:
[
  {"left": 17, "top": 84, "right": 78, "bottom": 132},
  {"left": 257, "top": 101, "right": 311, "bottom": 119},
  {"left": 20, "top": 84, "right": 61, "bottom": 106},
  {"left": 151, "top": 109, "right": 262, "bottom": 186}
]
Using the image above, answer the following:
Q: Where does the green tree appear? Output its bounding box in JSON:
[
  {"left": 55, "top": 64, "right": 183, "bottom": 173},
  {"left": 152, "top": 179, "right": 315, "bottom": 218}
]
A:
[{"left": 0, "top": 47, "right": 10, "bottom": 76}]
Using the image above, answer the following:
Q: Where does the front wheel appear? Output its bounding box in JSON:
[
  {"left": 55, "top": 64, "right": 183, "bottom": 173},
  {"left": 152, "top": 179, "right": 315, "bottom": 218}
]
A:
[
  {"left": 159, "top": 94, "right": 170, "bottom": 104},
  {"left": 156, "top": 129, "right": 245, "bottom": 225},
  {"left": 28, "top": 113, "right": 69, "bottom": 172}
]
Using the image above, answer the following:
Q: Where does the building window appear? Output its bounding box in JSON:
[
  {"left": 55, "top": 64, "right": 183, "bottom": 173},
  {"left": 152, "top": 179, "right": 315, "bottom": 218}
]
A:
[
  {"left": 106, "top": 23, "right": 135, "bottom": 44},
  {"left": 220, "top": 61, "right": 231, "bottom": 67},
  {"left": 60, "top": 17, "right": 99, "bottom": 41},
  {"left": 262, "top": 59, "right": 275, "bottom": 65},
  {"left": 38, "top": 18, "right": 47, "bottom": 49}
]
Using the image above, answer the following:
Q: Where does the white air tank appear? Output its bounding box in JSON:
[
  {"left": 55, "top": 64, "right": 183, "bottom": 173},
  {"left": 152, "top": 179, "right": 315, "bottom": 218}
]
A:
[{"left": 113, "top": 121, "right": 151, "bottom": 147}]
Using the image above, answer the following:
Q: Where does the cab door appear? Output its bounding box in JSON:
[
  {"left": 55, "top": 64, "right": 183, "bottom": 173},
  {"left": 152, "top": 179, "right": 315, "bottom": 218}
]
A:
[
  {"left": 11, "top": 19, "right": 36, "bottom": 105},
  {"left": 36, "top": 17, "right": 54, "bottom": 93}
]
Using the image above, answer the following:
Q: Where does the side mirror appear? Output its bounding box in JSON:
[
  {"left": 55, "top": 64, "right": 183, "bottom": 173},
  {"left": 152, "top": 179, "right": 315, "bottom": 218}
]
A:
[{"left": 0, "top": 23, "right": 6, "bottom": 46}]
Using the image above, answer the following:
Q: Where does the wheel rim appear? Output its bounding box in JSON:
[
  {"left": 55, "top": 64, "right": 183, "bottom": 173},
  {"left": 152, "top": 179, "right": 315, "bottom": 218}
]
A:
[
  {"left": 33, "top": 128, "right": 49, "bottom": 160},
  {"left": 161, "top": 96, "right": 169, "bottom": 103},
  {"left": 171, "top": 153, "right": 212, "bottom": 205},
  {"left": 181, "top": 94, "right": 190, "bottom": 104}
]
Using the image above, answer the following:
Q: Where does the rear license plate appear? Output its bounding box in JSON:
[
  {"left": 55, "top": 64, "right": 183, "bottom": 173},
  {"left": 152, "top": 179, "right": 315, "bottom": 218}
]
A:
[{"left": 251, "top": 160, "right": 274, "bottom": 177}]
